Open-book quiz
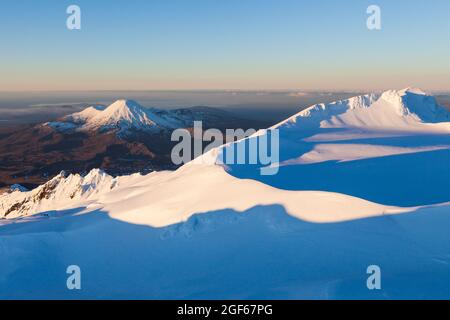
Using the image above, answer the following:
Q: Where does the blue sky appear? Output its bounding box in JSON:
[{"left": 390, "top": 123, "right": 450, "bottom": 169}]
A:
[{"left": 0, "top": 0, "right": 449, "bottom": 91}]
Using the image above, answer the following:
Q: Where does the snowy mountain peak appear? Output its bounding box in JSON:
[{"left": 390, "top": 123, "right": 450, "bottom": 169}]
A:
[
  {"left": 380, "top": 87, "right": 426, "bottom": 102},
  {"left": 275, "top": 88, "right": 450, "bottom": 131},
  {"left": 102, "top": 99, "right": 144, "bottom": 117},
  {"left": 379, "top": 88, "right": 448, "bottom": 122},
  {"left": 402, "top": 87, "right": 427, "bottom": 95},
  {"left": 48, "top": 99, "right": 189, "bottom": 134},
  {"left": 0, "top": 169, "right": 117, "bottom": 218},
  {"left": 89, "top": 99, "right": 158, "bottom": 130}
]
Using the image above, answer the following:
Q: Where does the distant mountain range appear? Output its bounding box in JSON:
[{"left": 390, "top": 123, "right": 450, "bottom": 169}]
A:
[
  {"left": 0, "top": 100, "right": 268, "bottom": 189},
  {"left": 48, "top": 99, "right": 237, "bottom": 135}
]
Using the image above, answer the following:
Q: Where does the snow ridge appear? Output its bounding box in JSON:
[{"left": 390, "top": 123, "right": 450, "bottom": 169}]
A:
[
  {"left": 0, "top": 169, "right": 117, "bottom": 218},
  {"left": 274, "top": 88, "right": 450, "bottom": 131}
]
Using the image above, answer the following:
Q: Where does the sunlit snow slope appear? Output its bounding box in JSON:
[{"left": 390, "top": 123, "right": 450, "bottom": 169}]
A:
[{"left": 1, "top": 88, "right": 450, "bottom": 299}]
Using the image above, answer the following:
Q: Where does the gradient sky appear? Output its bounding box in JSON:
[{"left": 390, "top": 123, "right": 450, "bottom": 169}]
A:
[{"left": 0, "top": 0, "right": 449, "bottom": 91}]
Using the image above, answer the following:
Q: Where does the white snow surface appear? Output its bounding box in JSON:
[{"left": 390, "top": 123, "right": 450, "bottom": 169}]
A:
[{"left": 1, "top": 88, "right": 450, "bottom": 299}]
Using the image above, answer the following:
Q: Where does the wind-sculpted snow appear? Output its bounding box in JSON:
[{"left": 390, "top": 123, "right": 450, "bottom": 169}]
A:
[
  {"left": 0, "top": 203, "right": 449, "bottom": 299},
  {"left": 225, "top": 88, "right": 450, "bottom": 206},
  {"left": 1, "top": 88, "right": 450, "bottom": 299}
]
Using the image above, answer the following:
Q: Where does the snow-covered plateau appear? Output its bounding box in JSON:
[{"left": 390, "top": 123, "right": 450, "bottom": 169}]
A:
[{"left": 1, "top": 88, "right": 450, "bottom": 299}]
